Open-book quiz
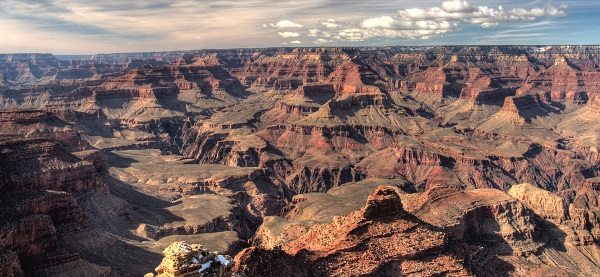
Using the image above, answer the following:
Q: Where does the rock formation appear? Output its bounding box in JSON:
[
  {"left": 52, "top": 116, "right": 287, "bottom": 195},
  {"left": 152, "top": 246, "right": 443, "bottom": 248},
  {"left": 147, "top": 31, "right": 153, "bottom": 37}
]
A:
[
  {"left": 245, "top": 182, "right": 600, "bottom": 276},
  {"left": 148, "top": 241, "right": 232, "bottom": 277},
  {"left": 0, "top": 109, "right": 109, "bottom": 275},
  {"left": 233, "top": 186, "right": 470, "bottom": 276}
]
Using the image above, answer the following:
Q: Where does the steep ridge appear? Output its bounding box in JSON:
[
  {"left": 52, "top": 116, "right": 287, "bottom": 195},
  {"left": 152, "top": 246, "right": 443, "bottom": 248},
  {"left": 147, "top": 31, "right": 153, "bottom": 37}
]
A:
[
  {"left": 233, "top": 186, "right": 470, "bottom": 276},
  {"left": 517, "top": 56, "right": 600, "bottom": 103},
  {"left": 247, "top": 182, "right": 600, "bottom": 276},
  {"left": 230, "top": 48, "right": 351, "bottom": 91},
  {"left": 0, "top": 109, "right": 85, "bottom": 149},
  {"left": 0, "top": 136, "right": 109, "bottom": 275}
]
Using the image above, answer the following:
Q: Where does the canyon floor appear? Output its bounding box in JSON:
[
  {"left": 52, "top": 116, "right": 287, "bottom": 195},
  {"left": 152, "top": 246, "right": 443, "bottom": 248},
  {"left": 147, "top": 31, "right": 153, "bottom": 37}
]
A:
[{"left": 1, "top": 46, "right": 600, "bottom": 276}]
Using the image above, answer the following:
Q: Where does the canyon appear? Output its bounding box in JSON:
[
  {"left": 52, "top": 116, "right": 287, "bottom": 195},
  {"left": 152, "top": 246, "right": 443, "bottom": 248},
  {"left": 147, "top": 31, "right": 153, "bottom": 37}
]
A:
[{"left": 0, "top": 46, "right": 599, "bottom": 276}]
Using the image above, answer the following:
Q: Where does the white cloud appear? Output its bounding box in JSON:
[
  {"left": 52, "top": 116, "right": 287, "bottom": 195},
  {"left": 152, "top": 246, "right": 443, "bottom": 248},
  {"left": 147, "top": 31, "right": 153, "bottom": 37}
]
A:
[
  {"left": 441, "top": 0, "right": 473, "bottom": 13},
  {"left": 0, "top": 0, "right": 576, "bottom": 53},
  {"left": 320, "top": 19, "right": 340, "bottom": 29},
  {"left": 308, "top": 29, "right": 321, "bottom": 37},
  {"left": 314, "top": 38, "right": 331, "bottom": 44},
  {"left": 289, "top": 40, "right": 301, "bottom": 44},
  {"left": 0, "top": 0, "right": 574, "bottom": 53},
  {"left": 396, "top": 2, "right": 567, "bottom": 28},
  {"left": 278, "top": 31, "right": 301, "bottom": 38},
  {"left": 270, "top": 20, "right": 303, "bottom": 28},
  {"left": 268, "top": 1, "right": 566, "bottom": 44},
  {"left": 336, "top": 29, "right": 366, "bottom": 42},
  {"left": 480, "top": 22, "right": 498, "bottom": 28},
  {"left": 307, "top": 28, "right": 332, "bottom": 38},
  {"left": 361, "top": 16, "right": 395, "bottom": 29},
  {"left": 329, "top": 0, "right": 567, "bottom": 41}
]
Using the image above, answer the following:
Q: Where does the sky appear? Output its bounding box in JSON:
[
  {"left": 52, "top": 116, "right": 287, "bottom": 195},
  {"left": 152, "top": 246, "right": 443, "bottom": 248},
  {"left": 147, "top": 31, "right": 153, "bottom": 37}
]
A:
[{"left": 0, "top": 0, "right": 598, "bottom": 54}]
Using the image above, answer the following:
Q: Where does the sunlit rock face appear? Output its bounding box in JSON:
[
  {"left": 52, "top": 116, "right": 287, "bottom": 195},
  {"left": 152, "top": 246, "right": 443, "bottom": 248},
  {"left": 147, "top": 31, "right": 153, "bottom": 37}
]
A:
[
  {"left": 233, "top": 186, "right": 470, "bottom": 277},
  {"left": 149, "top": 241, "right": 232, "bottom": 277}
]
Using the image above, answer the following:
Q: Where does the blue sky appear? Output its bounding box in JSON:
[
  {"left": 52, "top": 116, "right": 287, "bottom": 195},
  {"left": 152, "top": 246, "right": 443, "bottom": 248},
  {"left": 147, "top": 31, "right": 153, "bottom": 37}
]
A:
[{"left": 0, "top": 0, "right": 598, "bottom": 54}]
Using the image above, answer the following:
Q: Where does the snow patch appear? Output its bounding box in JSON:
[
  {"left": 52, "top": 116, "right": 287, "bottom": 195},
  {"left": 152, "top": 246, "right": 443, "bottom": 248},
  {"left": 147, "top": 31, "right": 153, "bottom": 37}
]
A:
[
  {"left": 199, "top": 260, "right": 213, "bottom": 273},
  {"left": 216, "top": 255, "right": 231, "bottom": 266}
]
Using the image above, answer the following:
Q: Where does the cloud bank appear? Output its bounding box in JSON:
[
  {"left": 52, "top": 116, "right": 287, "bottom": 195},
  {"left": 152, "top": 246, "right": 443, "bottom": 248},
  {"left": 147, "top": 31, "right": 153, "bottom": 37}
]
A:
[
  {"left": 296, "top": 0, "right": 568, "bottom": 42},
  {"left": 0, "top": 0, "right": 582, "bottom": 53}
]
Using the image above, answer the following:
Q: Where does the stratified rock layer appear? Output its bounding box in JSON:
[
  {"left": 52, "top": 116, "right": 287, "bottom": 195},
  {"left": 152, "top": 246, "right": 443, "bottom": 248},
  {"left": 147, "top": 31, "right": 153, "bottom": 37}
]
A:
[
  {"left": 233, "top": 186, "right": 470, "bottom": 276},
  {"left": 2, "top": 46, "right": 600, "bottom": 275}
]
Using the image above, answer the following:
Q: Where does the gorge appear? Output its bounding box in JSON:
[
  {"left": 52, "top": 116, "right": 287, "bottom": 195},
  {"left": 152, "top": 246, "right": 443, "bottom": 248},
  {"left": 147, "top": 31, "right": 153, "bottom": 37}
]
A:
[{"left": 1, "top": 46, "right": 600, "bottom": 276}]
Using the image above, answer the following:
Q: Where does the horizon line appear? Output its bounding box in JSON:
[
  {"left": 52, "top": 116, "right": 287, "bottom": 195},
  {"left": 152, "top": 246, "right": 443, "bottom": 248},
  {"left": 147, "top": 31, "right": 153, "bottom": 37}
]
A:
[{"left": 1, "top": 44, "right": 600, "bottom": 56}]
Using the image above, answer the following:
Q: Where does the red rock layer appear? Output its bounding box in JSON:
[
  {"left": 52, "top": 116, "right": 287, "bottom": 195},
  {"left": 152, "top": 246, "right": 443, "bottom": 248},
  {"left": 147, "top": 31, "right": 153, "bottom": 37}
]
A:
[
  {"left": 0, "top": 109, "right": 84, "bottom": 150},
  {"left": 517, "top": 56, "right": 600, "bottom": 103},
  {"left": 231, "top": 48, "right": 351, "bottom": 90},
  {"left": 0, "top": 138, "right": 104, "bottom": 192},
  {"left": 0, "top": 134, "right": 106, "bottom": 274},
  {"left": 233, "top": 186, "right": 470, "bottom": 276}
]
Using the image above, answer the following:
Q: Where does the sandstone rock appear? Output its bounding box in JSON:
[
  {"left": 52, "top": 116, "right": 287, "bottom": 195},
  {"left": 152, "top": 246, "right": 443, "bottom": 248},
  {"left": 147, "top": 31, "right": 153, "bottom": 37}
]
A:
[
  {"left": 152, "top": 241, "right": 232, "bottom": 277},
  {"left": 0, "top": 138, "right": 105, "bottom": 192},
  {"left": 509, "top": 183, "right": 568, "bottom": 222},
  {"left": 404, "top": 185, "right": 541, "bottom": 256},
  {"left": 234, "top": 186, "right": 470, "bottom": 276},
  {"left": 0, "top": 109, "right": 85, "bottom": 150}
]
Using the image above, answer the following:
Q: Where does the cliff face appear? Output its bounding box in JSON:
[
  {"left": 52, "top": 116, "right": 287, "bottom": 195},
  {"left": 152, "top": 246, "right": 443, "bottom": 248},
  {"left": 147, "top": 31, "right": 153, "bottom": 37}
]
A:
[
  {"left": 509, "top": 183, "right": 600, "bottom": 246},
  {"left": 0, "top": 109, "right": 85, "bottom": 150},
  {"left": 0, "top": 138, "right": 103, "bottom": 192},
  {"left": 233, "top": 186, "right": 470, "bottom": 277},
  {"left": 230, "top": 48, "right": 351, "bottom": 90},
  {"left": 0, "top": 250, "right": 23, "bottom": 277},
  {"left": 244, "top": 183, "right": 600, "bottom": 276},
  {"left": 0, "top": 111, "right": 108, "bottom": 275}
]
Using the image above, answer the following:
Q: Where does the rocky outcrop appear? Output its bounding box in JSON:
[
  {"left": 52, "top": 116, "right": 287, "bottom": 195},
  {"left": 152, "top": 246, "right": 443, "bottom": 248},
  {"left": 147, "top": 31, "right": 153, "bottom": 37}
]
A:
[
  {"left": 149, "top": 241, "right": 232, "bottom": 277},
  {"left": 0, "top": 72, "right": 8, "bottom": 87},
  {"left": 284, "top": 164, "right": 362, "bottom": 193},
  {"left": 233, "top": 186, "right": 470, "bottom": 276},
  {"left": 459, "top": 71, "right": 517, "bottom": 104},
  {"left": 180, "top": 129, "right": 265, "bottom": 167},
  {"left": 249, "top": 181, "right": 600, "bottom": 276},
  {"left": 258, "top": 124, "right": 398, "bottom": 154},
  {"left": 509, "top": 183, "right": 568, "bottom": 222},
  {"left": 0, "top": 130, "right": 107, "bottom": 274},
  {"left": 404, "top": 185, "right": 542, "bottom": 256},
  {"left": 510, "top": 183, "right": 600, "bottom": 245},
  {"left": 410, "top": 67, "right": 448, "bottom": 97},
  {"left": 0, "top": 215, "right": 58, "bottom": 259},
  {"left": 0, "top": 109, "right": 84, "bottom": 150},
  {"left": 9, "top": 190, "right": 91, "bottom": 233},
  {"left": 0, "top": 138, "right": 105, "bottom": 192},
  {"left": 492, "top": 94, "right": 544, "bottom": 124}
]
